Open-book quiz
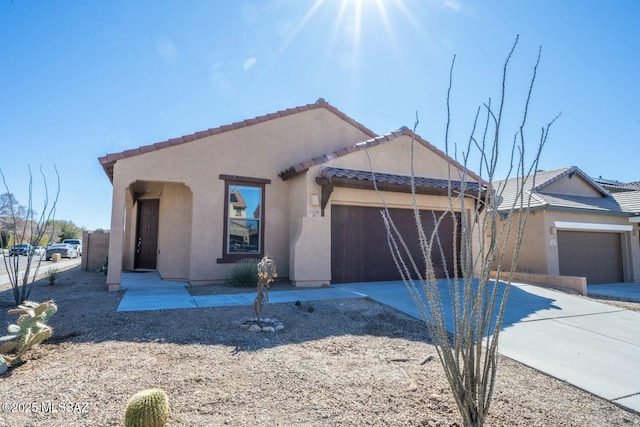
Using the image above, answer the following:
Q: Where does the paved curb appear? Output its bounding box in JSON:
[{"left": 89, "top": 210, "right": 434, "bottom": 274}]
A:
[{"left": 0, "top": 258, "right": 81, "bottom": 288}]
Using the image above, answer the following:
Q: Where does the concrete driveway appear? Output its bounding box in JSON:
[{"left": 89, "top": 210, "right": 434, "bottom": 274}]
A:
[{"left": 335, "top": 280, "right": 640, "bottom": 414}]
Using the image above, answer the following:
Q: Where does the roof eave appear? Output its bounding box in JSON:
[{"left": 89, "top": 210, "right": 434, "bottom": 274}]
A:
[{"left": 499, "top": 204, "right": 633, "bottom": 217}]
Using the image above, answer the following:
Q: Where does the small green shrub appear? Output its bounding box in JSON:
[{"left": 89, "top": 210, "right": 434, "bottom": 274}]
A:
[
  {"left": 227, "top": 259, "right": 259, "bottom": 287},
  {"left": 46, "top": 269, "right": 59, "bottom": 286},
  {"left": 124, "top": 388, "right": 170, "bottom": 427}
]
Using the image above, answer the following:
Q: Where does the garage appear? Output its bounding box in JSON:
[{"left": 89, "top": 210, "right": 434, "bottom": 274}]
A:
[
  {"left": 557, "top": 231, "right": 623, "bottom": 284},
  {"left": 331, "top": 205, "right": 460, "bottom": 283}
]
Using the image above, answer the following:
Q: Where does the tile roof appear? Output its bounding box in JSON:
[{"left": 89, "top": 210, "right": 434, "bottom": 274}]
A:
[
  {"left": 98, "top": 98, "right": 378, "bottom": 182},
  {"left": 279, "top": 127, "right": 486, "bottom": 184},
  {"left": 496, "top": 166, "right": 632, "bottom": 215},
  {"left": 612, "top": 190, "right": 640, "bottom": 213},
  {"left": 624, "top": 181, "right": 640, "bottom": 190},
  {"left": 319, "top": 167, "right": 484, "bottom": 196},
  {"left": 592, "top": 176, "right": 638, "bottom": 193}
]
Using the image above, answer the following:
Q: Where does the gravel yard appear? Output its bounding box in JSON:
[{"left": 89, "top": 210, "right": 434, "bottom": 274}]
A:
[{"left": 0, "top": 267, "right": 638, "bottom": 426}]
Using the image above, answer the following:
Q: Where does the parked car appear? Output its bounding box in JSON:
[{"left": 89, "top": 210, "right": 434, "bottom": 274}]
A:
[
  {"left": 33, "top": 246, "right": 46, "bottom": 257},
  {"left": 62, "top": 239, "right": 82, "bottom": 256},
  {"left": 46, "top": 243, "right": 78, "bottom": 260},
  {"left": 9, "top": 244, "right": 33, "bottom": 256}
]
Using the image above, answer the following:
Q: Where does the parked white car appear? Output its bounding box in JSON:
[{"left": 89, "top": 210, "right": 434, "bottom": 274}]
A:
[
  {"left": 46, "top": 243, "right": 78, "bottom": 260},
  {"left": 33, "top": 246, "right": 46, "bottom": 257},
  {"left": 62, "top": 239, "right": 82, "bottom": 256}
]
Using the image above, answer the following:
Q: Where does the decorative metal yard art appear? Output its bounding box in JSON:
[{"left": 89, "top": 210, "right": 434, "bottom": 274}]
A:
[{"left": 254, "top": 255, "right": 277, "bottom": 325}]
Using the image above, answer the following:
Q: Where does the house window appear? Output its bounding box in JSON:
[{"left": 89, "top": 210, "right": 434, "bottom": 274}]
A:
[{"left": 218, "top": 175, "right": 270, "bottom": 263}]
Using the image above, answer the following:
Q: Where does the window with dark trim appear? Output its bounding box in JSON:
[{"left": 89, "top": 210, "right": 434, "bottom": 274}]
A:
[{"left": 217, "top": 175, "right": 270, "bottom": 263}]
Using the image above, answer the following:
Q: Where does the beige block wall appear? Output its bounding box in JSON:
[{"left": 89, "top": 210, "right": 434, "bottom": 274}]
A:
[{"left": 82, "top": 231, "right": 109, "bottom": 272}]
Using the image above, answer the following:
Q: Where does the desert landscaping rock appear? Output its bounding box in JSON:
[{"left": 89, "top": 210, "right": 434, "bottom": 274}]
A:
[
  {"left": 240, "top": 317, "right": 284, "bottom": 333},
  {"left": 0, "top": 267, "right": 639, "bottom": 426}
]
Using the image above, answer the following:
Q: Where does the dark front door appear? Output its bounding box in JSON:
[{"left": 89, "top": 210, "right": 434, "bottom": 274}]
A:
[
  {"left": 331, "top": 205, "right": 461, "bottom": 283},
  {"left": 135, "top": 199, "right": 159, "bottom": 270}
]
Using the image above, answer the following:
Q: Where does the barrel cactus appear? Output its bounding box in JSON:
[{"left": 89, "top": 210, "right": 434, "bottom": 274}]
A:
[{"left": 124, "top": 388, "right": 170, "bottom": 427}]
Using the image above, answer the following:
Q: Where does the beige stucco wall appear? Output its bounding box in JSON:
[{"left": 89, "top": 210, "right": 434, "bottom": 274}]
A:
[
  {"left": 107, "top": 107, "right": 376, "bottom": 288},
  {"left": 542, "top": 175, "right": 602, "bottom": 197},
  {"left": 285, "top": 135, "right": 483, "bottom": 286},
  {"left": 327, "top": 134, "right": 472, "bottom": 181},
  {"left": 157, "top": 183, "right": 192, "bottom": 280},
  {"left": 106, "top": 108, "right": 490, "bottom": 289},
  {"left": 494, "top": 211, "right": 548, "bottom": 274}
]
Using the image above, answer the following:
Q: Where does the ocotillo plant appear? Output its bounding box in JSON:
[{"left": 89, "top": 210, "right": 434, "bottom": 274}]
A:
[{"left": 376, "top": 37, "right": 558, "bottom": 427}]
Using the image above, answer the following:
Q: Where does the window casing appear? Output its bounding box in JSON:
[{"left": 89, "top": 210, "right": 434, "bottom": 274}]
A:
[{"left": 218, "top": 175, "right": 270, "bottom": 263}]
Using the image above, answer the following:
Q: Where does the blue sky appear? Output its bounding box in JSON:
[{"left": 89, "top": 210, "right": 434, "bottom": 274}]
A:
[{"left": 1, "top": 0, "right": 638, "bottom": 230}]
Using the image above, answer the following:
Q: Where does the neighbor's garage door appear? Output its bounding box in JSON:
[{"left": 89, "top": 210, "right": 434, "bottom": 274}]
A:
[
  {"left": 557, "top": 231, "right": 623, "bottom": 284},
  {"left": 331, "top": 205, "right": 460, "bottom": 283}
]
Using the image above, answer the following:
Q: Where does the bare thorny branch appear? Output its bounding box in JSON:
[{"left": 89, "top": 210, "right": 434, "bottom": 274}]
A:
[
  {"left": 1, "top": 166, "right": 60, "bottom": 305},
  {"left": 363, "top": 36, "right": 560, "bottom": 426}
]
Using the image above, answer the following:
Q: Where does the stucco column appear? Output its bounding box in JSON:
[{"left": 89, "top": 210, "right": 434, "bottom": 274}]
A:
[
  {"left": 188, "top": 184, "right": 218, "bottom": 282},
  {"left": 290, "top": 216, "right": 331, "bottom": 287},
  {"left": 627, "top": 223, "right": 640, "bottom": 282},
  {"left": 106, "top": 181, "right": 127, "bottom": 291}
]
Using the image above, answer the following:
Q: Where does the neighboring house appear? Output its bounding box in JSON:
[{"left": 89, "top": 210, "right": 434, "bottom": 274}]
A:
[
  {"left": 592, "top": 176, "right": 640, "bottom": 193},
  {"left": 98, "top": 99, "right": 484, "bottom": 291},
  {"left": 496, "top": 166, "right": 640, "bottom": 284}
]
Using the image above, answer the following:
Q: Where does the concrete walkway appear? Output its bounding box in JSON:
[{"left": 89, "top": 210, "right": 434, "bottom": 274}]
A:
[
  {"left": 116, "top": 272, "right": 640, "bottom": 414},
  {"left": 116, "top": 272, "right": 363, "bottom": 312}
]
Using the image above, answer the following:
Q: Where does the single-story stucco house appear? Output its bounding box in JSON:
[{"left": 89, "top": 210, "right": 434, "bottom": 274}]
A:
[
  {"left": 496, "top": 166, "right": 640, "bottom": 284},
  {"left": 98, "top": 99, "right": 485, "bottom": 291}
]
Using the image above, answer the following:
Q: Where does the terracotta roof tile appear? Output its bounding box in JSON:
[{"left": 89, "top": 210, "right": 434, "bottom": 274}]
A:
[
  {"left": 139, "top": 145, "right": 155, "bottom": 154},
  {"left": 123, "top": 148, "right": 140, "bottom": 157},
  {"left": 98, "top": 98, "right": 377, "bottom": 181},
  {"left": 154, "top": 141, "right": 172, "bottom": 150},
  {"left": 320, "top": 167, "right": 484, "bottom": 195}
]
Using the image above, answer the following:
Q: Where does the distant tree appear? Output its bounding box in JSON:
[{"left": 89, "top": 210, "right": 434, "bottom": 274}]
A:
[
  {"left": 93, "top": 228, "right": 106, "bottom": 233},
  {"left": 56, "top": 220, "right": 82, "bottom": 242},
  {"left": 0, "top": 192, "right": 27, "bottom": 219},
  {"left": 0, "top": 192, "right": 31, "bottom": 244}
]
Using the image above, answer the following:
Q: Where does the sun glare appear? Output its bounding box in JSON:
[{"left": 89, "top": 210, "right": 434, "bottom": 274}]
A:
[{"left": 243, "top": 0, "right": 426, "bottom": 105}]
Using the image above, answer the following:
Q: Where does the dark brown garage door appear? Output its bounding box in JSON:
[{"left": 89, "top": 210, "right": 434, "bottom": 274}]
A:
[
  {"left": 557, "top": 231, "right": 623, "bottom": 284},
  {"left": 331, "top": 205, "right": 460, "bottom": 283}
]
